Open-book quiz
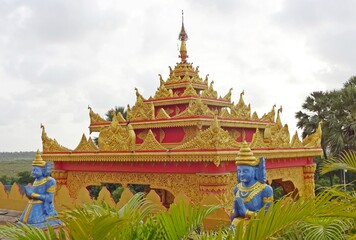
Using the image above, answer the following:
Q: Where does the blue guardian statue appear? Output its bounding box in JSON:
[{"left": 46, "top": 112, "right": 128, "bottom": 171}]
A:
[
  {"left": 19, "top": 150, "right": 61, "bottom": 228},
  {"left": 231, "top": 141, "right": 273, "bottom": 227}
]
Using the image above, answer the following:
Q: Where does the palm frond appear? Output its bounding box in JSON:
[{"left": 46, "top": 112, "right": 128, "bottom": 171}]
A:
[
  {"left": 233, "top": 187, "right": 356, "bottom": 240},
  {"left": 0, "top": 223, "right": 64, "bottom": 240},
  {"left": 320, "top": 150, "right": 356, "bottom": 175},
  {"left": 301, "top": 217, "right": 355, "bottom": 240},
  {"left": 155, "top": 201, "right": 221, "bottom": 240}
]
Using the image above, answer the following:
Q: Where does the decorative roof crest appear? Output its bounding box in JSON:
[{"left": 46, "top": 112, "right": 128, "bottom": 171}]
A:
[
  {"left": 260, "top": 104, "right": 276, "bottom": 122},
  {"left": 41, "top": 124, "right": 72, "bottom": 153},
  {"left": 74, "top": 134, "right": 98, "bottom": 152},
  {"left": 88, "top": 105, "right": 108, "bottom": 125},
  {"left": 291, "top": 131, "right": 303, "bottom": 148},
  {"left": 174, "top": 117, "right": 240, "bottom": 150},
  {"left": 136, "top": 129, "right": 167, "bottom": 151}
]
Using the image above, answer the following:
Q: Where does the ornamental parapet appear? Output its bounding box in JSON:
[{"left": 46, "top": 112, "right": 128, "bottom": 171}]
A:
[{"left": 42, "top": 148, "right": 322, "bottom": 164}]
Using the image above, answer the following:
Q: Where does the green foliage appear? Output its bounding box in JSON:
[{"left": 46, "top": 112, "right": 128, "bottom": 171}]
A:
[
  {"left": 0, "top": 175, "right": 16, "bottom": 185},
  {"left": 1, "top": 187, "right": 355, "bottom": 240},
  {"left": 0, "top": 171, "right": 33, "bottom": 186},
  {"left": 0, "top": 158, "right": 33, "bottom": 179},
  {"left": 299, "top": 217, "right": 354, "bottom": 240},
  {"left": 271, "top": 183, "right": 285, "bottom": 201},
  {"left": 155, "top": 202, "right": 221, "bottom": 240},
  {"left": 111, "top": 186, "right": 124, "bottom": 202},
  {"left": 295, "top": 76, "right": 356, "bottom": 157},
  {"left": 16, "top": 171, "right": 34, "bottom": 185},
  {"left": 0, "top": 223, "right": 67, "bottom": 240},
  {"left": 320, "top": 150, "right": 356, "bottom": 175},
  {"left": 87, "top": 183, "right": 122, "bottom": 201},
  {"left": 230, "top": 186, "right": 355, "bottom": 240},
  {"left": 0, "top": 193, "right": 221, "bottom": 240},
  {"left": 105, "top": 106, "right": 127, "bottom": 121}
]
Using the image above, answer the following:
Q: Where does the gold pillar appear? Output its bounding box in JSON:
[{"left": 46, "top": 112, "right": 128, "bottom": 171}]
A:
[
  {"left": 197, "top": 173, "right": 232, "bottom": 203},
  {"left": 51, "top": 170, "right": 68, "bottom": 188},
  {"left": 303, "top": 164, "right": 316, "bottom": 198}
]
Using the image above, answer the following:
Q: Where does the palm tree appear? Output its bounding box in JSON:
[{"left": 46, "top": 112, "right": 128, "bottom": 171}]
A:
[
  {"left": 296, "top": 77, "right": 356, "bottom": 158},
  {"left": 296, "top": 77, "right": 356, "bottom": 186},
  {"left": 105, "top": 106, "right": 127, "bottom": 121},
  {"left": 295, "top": 91, "right": 331, "bottom": 157}
]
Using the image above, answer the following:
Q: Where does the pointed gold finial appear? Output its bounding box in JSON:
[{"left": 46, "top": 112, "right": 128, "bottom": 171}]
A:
[
  {"left": 178, "top": 10, "right": 189, "bottom": 62},
  {"left": 235, "top": 141, "right": 259, "bottom": 166},
  {"left": 32, "top": 149, "right": 46, "bottom": 167}
]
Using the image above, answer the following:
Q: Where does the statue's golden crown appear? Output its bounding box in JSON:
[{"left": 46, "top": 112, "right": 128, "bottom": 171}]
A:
[
  {"left": 235, "top": 141, "right": 259, "bottom": 166},
  {"left": 32, "top": 149, "right": 46, "bottom": 167}
]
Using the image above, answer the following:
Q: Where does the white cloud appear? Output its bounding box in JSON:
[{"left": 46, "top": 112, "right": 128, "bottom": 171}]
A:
[{"left": 0, "top": 0, "right": 355, "bottom": 151}]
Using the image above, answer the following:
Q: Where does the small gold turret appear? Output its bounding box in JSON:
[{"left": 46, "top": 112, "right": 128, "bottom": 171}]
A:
[{"left": 178, "top": 10, "right": 188, "bottom": 63}]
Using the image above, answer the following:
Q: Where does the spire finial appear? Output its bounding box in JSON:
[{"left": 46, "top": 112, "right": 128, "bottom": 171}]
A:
[{"left": 178, "top": 10, "right": 188, "bottom": 62}]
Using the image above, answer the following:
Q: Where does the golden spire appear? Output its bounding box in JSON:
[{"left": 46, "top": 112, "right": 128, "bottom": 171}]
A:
[
  {"left": 178, "top": 10, "right": 189, "bottom": 63},
  {"left": 235, "top": 141, "right": 260, "bottom": 166},
  {"left": 32, "top": 149, "right": 46, "bottom": 167}
]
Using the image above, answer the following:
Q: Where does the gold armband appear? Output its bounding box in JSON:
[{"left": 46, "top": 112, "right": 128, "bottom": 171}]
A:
[
  {"left": 263, "top": 196, "right": 273, "bottom": 203},
  {"left": 47, "top": 185, "right": 56, "bottom": 193},
  {"left": 31, "top": 193, "right": 40, "bottom": 198}
]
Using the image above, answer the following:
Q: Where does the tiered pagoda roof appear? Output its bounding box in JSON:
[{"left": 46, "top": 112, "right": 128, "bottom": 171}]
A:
[{"left": 41, "top": 15, "right": 322, "bottom": 165}]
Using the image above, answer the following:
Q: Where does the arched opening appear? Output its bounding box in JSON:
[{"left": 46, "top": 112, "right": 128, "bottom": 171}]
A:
[{"left": 271, "top": 179, "right": 298, "bottom": 199}]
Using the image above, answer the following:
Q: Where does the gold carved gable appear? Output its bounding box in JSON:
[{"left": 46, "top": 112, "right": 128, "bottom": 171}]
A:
[
  {"left": 127, "top": 101, "right": 154, "bottom": 121},
  {"left": 219, "top": 108, "right": 231, "bottom": 118},
  {"left": 117, "top": 112, "right": 126, "bottom": 122},
  {"left": 231, "top": 103, "right": 251, "bottom": 120},
  {"left": 153, "top": 84, "right": 173, "bottom": 100},
  {"left": 230, "top": 91, "right": 251, "bottom": 120},
  {"left": 291, "top": 131, "right": 304, "bottom": 148},
  {"left": 174, "top": 118, "right": 240, "bottom": 150},
  {"left": 136, "top": 129, "right": 167, "bottom": 151},
  {"left": 156, "top": 108, "right": 171, "bottom": 119},
  {"left": 201, "top": 81, "right": 218, "bottom": 99},
  {"left": 165, "top": 62, "right": 207, "bottom": 88},
  {"left": 260, "top": 105, "right": 276, "bottom": 122},
  {"left": 222, "top": 88, "right": 233, "bottom": 101},
  {"left": 98, "top": 116, "right": 132, "bottom": 151},
  {"left": 182, "top": 126, "right": 200, "bottom": 143},
  {"left": 166, "top": 73, "right": 181, "bottom": 84},
  {"left": 182, "top": 82, "right": 198, "bottom": 97},
  {"left": 191, "top": 75, "right": 204, "bottom": 84},
  {"left": 88, "top": 106, "right": 109, "bottom": 125},
  {"left": 41, "top": 125, "right": 72, "bottom": 153},
  {"left": 270, "top": 124, "right": 291, "bottom": 148},
  {"left": 251, "top": 111, "right": 259, "bottom": 120},
  {"left": 174, "top": 99, "right": 215, "bottom": 118},
  {"left": 74, "top": 134, "right": 98, "bottom": 152},
  {"left": 303, "top": 122, "right": 322, "bottom": 148},
  {"left": 250, "top": 129, "right": 267, "bottom": 148}
]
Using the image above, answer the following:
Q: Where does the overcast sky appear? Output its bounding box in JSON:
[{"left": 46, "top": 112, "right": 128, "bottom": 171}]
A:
[{"left": 1, "top": 0, "right": 355, "bottom": 152}]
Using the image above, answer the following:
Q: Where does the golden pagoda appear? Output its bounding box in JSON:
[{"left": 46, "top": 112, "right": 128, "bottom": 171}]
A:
[{"left": 41, "top": 14, "right": 322, "bottom": 206}]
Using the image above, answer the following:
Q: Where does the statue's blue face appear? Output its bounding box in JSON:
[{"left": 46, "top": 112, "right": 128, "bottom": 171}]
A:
[
  {"left": 32, "top": 166, "right": 44, "bottom": 179},
  {"left": 237, "top": 165, "right": 256, "bottom": 183}
]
